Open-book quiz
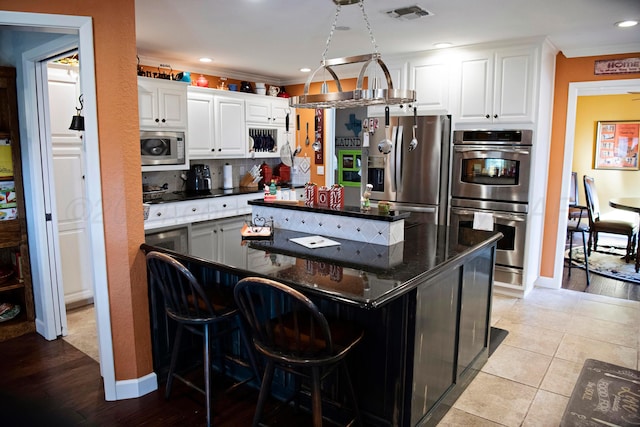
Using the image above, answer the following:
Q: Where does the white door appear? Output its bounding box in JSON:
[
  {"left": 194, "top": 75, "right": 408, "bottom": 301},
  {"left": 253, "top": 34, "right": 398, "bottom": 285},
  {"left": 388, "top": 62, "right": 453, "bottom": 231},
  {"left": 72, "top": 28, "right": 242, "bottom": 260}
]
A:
[{"left": 47, "top": 64, "right": 94, "bottom": 309}]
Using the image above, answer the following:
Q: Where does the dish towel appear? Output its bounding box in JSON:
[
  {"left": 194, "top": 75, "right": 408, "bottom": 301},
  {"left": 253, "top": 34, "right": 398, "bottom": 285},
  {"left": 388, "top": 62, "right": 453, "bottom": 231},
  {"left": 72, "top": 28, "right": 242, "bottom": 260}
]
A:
[{"left": 473, "top": 212, "right": 494, "bottom": 231}]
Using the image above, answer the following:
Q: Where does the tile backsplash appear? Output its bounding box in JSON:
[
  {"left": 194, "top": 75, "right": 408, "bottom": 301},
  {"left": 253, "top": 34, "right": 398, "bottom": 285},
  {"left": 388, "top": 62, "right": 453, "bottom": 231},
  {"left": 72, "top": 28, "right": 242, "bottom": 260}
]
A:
[{"left": 142, "top": 158, "right": 282, "bottom": 192}]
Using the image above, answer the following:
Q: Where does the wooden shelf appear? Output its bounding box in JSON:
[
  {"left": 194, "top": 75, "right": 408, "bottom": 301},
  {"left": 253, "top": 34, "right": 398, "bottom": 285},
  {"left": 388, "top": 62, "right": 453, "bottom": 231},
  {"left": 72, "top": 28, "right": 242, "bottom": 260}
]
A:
[{"left": 0, "top": 281, "right": 24, "bottom": 293}]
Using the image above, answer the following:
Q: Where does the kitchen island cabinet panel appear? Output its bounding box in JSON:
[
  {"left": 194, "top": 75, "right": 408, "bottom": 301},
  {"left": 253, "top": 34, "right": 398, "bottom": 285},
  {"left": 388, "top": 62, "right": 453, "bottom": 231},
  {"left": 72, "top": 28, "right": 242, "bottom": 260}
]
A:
[{"left": 142, "top": 223, "right": 500, "bottom": 426}]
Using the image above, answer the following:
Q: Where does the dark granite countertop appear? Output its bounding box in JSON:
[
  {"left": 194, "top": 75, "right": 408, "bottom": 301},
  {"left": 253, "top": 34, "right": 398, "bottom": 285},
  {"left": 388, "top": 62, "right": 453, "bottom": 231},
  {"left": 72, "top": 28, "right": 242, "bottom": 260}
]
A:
[
  {"left": 142, "top": 222, "right": 502, "bottom": 309},
  {"left": 248, "top": 199, "right": 410, "bottom": 222},
  {"left": 145, "top": 187, "right": 265, "bottom": 204}
]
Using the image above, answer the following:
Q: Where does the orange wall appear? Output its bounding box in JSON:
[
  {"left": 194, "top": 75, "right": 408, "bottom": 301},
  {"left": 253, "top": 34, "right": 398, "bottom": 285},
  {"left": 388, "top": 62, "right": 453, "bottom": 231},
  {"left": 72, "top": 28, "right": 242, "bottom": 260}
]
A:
[
  {"left": 1, "top": 0, "right": 151, "bottom": 380},
  {"left": 541, "top": 52, "right": 640, "bottom": 277}
]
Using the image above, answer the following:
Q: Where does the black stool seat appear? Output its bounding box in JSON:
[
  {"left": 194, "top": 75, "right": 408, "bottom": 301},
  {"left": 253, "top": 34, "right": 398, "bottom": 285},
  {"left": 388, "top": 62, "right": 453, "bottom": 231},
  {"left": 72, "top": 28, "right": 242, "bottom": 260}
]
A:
[{"left": 234, "top": 276, "right": 364, "bottom": 427}]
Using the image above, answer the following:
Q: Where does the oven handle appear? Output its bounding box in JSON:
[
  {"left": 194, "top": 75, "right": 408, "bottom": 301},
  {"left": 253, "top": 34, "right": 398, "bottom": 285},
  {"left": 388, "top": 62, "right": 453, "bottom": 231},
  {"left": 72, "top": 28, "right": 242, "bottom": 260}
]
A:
[
  {"left": 451, "top": 208, "right": 526, "bottom": 222},
  {"left": 454, "top": 147, "right": 530, "bottom": 155}
]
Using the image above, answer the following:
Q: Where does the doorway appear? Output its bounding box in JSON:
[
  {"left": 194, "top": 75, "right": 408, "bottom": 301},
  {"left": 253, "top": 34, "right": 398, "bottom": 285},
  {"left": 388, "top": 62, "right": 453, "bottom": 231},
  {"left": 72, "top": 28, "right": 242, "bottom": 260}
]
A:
[
  {"left": 552, "top": 78, "right": 640, "bottom": 289},
  {"left": 0, "top": 11, "right": 116, "bottom": 400}
]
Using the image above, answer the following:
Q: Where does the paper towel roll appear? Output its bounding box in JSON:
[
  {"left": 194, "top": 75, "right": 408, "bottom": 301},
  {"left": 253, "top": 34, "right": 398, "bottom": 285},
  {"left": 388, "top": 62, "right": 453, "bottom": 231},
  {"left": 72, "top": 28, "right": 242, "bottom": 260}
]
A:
[{"left": 223, "top": 164, "right": 233, "bottom": 189}]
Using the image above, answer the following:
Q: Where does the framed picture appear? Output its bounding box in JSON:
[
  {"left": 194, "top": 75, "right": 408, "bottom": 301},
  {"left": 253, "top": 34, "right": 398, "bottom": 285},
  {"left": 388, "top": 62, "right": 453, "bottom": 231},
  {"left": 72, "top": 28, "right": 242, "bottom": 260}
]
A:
[{"left": 594, "top": 120, "right": 639, "bottom": 170}]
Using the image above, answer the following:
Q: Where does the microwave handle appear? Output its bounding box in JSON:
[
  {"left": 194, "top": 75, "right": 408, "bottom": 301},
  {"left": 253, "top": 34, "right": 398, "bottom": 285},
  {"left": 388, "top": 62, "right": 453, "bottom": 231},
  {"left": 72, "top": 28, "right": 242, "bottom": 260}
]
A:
[
  {"left": 454, "top": 147, "right": 530, "bottom": 155},
  {"left": 451, "top": 207, "right": 526, "bottom": 222}
]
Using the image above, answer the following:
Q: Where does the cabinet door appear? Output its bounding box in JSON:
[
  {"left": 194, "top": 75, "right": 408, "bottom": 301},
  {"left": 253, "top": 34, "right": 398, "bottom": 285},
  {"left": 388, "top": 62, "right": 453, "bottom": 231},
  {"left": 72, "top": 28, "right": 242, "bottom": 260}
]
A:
[
  {"left": 157, "top": 86, "right": 188, "bottom": 128},
  {"left": 409, "top": 55, "right": 450, "bottom": 112},
  {"left": 270, "top": 99, "right": 291, "bottom": 126},
  {"left": 216, "top": 217, "right": 247, "bottom": 268},
  {"left": 367, "top": 61, "right": 409, "bottom": 116},
  {"left": 457, "top": 51, "right": 494, "bottom": 123},
  {"left": 187, "top": 91, "right": 216, "bottom": 158},
  {"left": 138, "top": 79, "right": 159, "bottom": 128},
  {"left": 493, "top": 46, "right": 536, "bottom": 123},
  {"left": 215, "top": 96, "right": 246, "bottom": 157},
  {"left": 190, "top": 222, "right": 218, "bottom": 261},
  {"left": 245, "top": 98, "right": 272, "bottom": 124}
]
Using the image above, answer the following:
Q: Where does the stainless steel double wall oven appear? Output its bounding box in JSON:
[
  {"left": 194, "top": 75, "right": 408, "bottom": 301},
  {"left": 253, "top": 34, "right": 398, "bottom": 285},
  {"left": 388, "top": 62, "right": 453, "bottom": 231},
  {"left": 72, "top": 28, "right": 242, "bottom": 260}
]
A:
[{"left": 450, "top": 129, "right": 533, "bottom": 286}]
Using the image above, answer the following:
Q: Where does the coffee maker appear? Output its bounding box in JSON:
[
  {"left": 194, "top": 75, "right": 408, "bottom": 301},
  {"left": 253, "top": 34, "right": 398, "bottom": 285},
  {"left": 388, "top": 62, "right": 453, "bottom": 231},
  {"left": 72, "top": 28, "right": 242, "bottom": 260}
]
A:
[{"left": 186, "top": 164, "right": 212, "bottom": 193}]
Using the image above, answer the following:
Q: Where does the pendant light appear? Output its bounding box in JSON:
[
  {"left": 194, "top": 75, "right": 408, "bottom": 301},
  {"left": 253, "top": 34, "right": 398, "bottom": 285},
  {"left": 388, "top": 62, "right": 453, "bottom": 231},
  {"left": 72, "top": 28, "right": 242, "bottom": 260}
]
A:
[
  {"left": 289, "top": 0, "right": 416, "bottom": 110},
  {"left": 69, "top": 94, "right": 85, "bottom": 131}
]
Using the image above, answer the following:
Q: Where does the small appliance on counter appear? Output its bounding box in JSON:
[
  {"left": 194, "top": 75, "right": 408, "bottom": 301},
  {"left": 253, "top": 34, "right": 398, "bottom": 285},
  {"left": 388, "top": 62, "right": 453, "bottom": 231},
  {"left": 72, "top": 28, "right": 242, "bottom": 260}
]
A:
[{"left": 186, "top": 164, "right": 211, "bottom": 193}]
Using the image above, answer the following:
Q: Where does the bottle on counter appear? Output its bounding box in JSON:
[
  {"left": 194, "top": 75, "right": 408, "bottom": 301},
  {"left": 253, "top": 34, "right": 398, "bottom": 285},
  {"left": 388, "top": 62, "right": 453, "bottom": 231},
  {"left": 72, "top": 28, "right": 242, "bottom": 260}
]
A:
[{"left": 269, "top": 180, "right": 277, "bottom": 195}]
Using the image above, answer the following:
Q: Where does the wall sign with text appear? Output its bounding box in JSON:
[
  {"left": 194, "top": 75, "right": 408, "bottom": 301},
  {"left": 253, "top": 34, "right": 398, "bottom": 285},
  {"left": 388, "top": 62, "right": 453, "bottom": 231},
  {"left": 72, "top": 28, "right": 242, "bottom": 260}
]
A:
[{"left": 594, "top": 57, "right": 640, "bottom": 75}]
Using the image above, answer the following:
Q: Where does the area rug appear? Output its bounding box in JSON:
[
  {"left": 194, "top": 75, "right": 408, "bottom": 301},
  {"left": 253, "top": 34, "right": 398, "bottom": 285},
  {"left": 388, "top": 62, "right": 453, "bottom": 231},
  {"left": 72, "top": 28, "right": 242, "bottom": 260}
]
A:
[
  {"left": 561, "top": 359, "right": 640, "bottom": 426},
  {"left": 565, "top": 244, "right": 640, "bottom": 285}
]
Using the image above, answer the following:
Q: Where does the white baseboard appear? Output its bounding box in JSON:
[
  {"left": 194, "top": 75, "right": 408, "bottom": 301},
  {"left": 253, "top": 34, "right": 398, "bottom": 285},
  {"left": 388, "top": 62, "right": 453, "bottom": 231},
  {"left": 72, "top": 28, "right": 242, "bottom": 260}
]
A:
[{"left": 115, "top": 372, "right": 158, "bottom": 399}]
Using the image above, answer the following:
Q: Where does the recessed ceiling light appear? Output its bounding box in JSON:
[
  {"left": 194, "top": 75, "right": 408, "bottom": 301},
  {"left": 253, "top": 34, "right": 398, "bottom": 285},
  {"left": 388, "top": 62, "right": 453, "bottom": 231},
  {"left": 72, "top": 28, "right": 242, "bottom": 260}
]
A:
[
  {"left": 300, "top": 67, "right": 311, "bottom": 73},
  {"left": 199, "top": 57, "right": 213, "bottom": 63},
  {"left": 434, "top": 42, "right": 452, "bottom": 49},
  {"left": 616, "top": 20, "right": 638, "bottom": 28}
]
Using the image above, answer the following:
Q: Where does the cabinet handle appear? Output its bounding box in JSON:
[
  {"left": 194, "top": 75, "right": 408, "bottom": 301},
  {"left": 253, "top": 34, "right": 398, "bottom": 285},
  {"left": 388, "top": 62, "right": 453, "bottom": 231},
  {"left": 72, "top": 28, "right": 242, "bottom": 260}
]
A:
[
  {"left": 485, "top": 114, "right": 490, "bottom": 119},
  {"left": 161, "top": 118, "right": 166, "bottom": 123},
  {"left": 156, "top": 212, "right": 162, "bottom": 217},
  {"left": 211, "top": 148, "right": 215, "bottom": 152},
  {"left": 155, "top": 118, "right": 160, "bottom": 123},
  {"left": 493, "top": 114, "right": 498, "bottom": 119},
  {"left": 192, "top": 208, "right": 197, "bottom": 212},
  {"left": 218, "top": 148, "right": 222, "bottom": 151},
  {"left": 223, "top": 204, "right": 227, "bottom": 208}
]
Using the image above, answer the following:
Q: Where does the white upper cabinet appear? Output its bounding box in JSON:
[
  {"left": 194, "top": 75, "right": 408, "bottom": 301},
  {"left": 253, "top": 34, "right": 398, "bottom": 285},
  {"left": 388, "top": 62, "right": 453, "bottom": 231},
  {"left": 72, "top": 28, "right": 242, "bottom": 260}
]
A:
[
  {"left": 138, "top": 77, "right": 188, "bottom": 129},
  {"left": 214, "top": 94, "right": 246, "bottom": 157},
  {"left": 367, "top": 60, "right": 410, "bottom": 116},
  {"left": 409, "top": 53, "right": 451, "bottom": 113},
  {"left": 187, "top": 87, "right": 246, "bottom": 159},
  {"left": 245, "top": 96, "right": 290, "bottom": 126},
  {"left": 455, "top": 45, "right": 536, "bottom": 124}
]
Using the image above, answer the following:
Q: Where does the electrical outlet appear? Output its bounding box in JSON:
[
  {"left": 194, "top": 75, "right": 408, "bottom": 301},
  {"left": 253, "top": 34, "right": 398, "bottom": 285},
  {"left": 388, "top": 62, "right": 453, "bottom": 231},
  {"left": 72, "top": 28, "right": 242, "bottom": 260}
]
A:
[{"left": 317, "top": 166, "right": 324, "bottom": 175}]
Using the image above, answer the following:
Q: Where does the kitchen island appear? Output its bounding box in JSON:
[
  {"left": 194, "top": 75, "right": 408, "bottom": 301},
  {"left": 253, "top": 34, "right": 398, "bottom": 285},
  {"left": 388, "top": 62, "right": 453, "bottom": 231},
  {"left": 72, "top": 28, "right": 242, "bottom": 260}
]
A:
[{"left": 141, "top": 222, "right": 502, "bottom": 426}]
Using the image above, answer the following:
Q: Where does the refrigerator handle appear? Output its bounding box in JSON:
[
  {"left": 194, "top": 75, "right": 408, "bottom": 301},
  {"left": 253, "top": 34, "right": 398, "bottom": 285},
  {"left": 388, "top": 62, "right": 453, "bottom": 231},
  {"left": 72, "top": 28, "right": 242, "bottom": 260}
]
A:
[{"left": 394, "top": 125, "right": 403, "bottom": 192}]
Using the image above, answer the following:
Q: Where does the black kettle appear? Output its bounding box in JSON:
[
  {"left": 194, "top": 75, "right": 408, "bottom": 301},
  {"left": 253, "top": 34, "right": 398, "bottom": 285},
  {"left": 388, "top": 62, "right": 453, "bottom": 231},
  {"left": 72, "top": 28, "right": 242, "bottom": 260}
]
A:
[{"left": 186, "top": 164, "right": 212, "bottom": 193}]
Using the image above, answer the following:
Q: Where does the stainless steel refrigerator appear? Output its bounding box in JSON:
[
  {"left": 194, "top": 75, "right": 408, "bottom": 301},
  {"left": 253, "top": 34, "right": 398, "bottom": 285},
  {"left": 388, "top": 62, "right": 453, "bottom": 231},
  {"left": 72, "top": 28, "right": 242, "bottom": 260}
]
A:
[{"left": 361, "top": 114, "right": 451, "bottom": 225}]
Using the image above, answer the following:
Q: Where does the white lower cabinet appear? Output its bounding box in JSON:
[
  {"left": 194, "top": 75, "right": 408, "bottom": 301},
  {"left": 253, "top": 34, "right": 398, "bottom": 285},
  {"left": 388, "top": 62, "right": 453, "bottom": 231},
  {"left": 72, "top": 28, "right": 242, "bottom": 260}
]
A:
[{"left": 190, "top": 216, "right": 248, "bottom": 268}]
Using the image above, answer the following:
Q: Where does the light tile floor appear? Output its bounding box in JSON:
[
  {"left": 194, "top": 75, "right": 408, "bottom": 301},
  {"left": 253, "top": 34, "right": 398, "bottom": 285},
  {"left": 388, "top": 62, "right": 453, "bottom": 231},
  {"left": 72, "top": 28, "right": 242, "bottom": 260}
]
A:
[
  {"left": 437, "top": 286, "right": 640, "bottom": 426},
  {"left": 63, "top": 304, "right": 99, "bottom": 362}
]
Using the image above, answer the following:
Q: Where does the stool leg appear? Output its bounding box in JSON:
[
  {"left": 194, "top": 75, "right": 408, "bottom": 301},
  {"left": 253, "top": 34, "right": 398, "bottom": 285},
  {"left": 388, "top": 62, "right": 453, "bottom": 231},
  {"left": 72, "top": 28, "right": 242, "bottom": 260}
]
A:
[
  {"left": 165, "top": 323, "right": 184, "bottom": 399},
  {"left": 311, "top": 366, "right": 323, "bottom": 427},
  {"left": 568, "top": 231, "right": 574, "bottom": 277},
  {"left": 204, "top": 323, "right": 212, "bottom": 427},
  {"left": 253, "top": 360, "right": 275, "bottom": 427},
  {"left": 341, "top": 361, "right": 362, "bottom": 426},
  {"left": 581, "top": 230, "right": 590, "bottom": 287}
]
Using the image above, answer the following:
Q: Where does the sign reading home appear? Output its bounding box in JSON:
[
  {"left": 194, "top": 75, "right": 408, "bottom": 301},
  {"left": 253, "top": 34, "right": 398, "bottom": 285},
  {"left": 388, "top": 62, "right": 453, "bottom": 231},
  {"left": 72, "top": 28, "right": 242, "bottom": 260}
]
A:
[
  {"left": 594, "top": 57, "right": 640, "bottom": 75},
  {"left": 561, "top": 359, "right": 640, "bottom": 426}
]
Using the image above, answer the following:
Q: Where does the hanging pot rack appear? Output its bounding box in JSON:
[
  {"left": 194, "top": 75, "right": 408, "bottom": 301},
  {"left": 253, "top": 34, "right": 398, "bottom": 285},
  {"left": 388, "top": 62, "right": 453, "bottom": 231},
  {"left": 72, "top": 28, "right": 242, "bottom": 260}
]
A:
[{"left": 289, "top": 0, "right": 416, "bottom": 110}]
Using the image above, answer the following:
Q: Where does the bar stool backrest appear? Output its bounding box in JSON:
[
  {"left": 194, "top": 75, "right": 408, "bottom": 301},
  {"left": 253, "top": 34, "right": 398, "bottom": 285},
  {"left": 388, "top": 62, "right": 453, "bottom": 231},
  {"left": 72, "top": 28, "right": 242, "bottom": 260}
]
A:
[
  {"left": 234, "top": 277, "right": 334, "bottom": 360},
  {"left": 146, "top": 251, "right": 217, "bottom": 325}
]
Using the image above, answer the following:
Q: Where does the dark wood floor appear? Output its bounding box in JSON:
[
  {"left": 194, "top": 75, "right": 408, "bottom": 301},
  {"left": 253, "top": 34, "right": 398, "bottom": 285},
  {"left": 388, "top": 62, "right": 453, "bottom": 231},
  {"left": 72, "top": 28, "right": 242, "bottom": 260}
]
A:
[{"left": 0, "top": 333, "right": 315, "bottom": 427}]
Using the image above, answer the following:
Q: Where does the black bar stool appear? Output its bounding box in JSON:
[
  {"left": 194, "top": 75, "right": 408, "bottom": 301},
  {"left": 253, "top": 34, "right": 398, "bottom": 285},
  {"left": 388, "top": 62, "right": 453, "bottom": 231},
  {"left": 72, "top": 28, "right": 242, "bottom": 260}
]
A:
[
  {"left": 567, "top": 211, "right": 591, "bottom": 287},
  {"left": 234, "top": 276, "right": 364, "bottom": 427},
  {"left": 146, "top": 251, "right": 257, "bottom": 427}
]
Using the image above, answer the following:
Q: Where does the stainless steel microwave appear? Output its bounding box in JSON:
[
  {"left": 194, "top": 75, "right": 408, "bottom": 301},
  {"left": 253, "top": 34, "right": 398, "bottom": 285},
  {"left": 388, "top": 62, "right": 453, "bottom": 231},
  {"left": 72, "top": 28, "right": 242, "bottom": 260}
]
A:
[{"left": 140, "top": 130, "right": 186, "bottom": 166}]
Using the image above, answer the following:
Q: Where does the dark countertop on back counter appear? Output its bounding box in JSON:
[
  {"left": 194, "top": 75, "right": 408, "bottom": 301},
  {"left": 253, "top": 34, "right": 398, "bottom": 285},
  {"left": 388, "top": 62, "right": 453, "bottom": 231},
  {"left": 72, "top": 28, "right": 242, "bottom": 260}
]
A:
[
  {"left": 145, "top": 187, "right": 269, "bottom": 204},
  {"left": 141, "top": 222, "right": 503, "bottom": 309},
  {"left": 248, "top": 199, "right": 410, "bottom": 222}
]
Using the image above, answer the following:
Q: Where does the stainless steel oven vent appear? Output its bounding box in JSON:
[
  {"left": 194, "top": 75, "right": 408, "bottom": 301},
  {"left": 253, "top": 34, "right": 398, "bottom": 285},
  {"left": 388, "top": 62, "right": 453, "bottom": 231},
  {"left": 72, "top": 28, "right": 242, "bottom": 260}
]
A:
[
  {"left": 290, "top": 0, "right": 416, "bottom": 110},
  {"left": 385, "top": 5, "right": 432, "bottom": 20}
]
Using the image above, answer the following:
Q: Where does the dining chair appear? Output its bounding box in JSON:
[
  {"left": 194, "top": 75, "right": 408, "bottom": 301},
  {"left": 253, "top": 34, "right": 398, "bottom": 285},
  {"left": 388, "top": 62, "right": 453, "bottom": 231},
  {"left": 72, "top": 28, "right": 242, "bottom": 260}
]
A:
[
  {"left": 146, "top": 251, "right": 256, "bottom": 427},
  {"left": 583, "top": 175, "right": 639, "bottom": 261},
  {"left": 568, "top": 172, "right": 588, "bottom": 222},
  {"left": 233, "top": 276, "right": 364, "bottom": 427}
]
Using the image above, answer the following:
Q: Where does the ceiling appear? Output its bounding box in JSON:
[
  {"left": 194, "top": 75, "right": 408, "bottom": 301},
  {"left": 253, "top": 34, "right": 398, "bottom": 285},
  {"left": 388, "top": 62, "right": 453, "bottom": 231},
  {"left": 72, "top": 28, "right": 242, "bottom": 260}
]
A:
[{"left": 137, "top": 0, "right": 640, "bottom": 85}]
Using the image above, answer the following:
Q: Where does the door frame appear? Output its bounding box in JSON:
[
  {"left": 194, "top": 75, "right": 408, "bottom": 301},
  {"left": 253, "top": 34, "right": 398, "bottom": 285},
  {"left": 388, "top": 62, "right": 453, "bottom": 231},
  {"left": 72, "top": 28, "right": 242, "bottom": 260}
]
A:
[
  {"left": 548, "top": 78, "right": 640, "bottom": 287},
  {"left": 0, "top": 11, "right": 116, "bottom": 401}
]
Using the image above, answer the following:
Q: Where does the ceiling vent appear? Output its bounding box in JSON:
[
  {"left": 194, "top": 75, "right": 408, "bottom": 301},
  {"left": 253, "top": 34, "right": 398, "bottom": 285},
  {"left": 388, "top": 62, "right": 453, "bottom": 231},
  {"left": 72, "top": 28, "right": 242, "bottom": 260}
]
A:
[{"left": 385, "top": 5, "right": 431, "bottom": 20}]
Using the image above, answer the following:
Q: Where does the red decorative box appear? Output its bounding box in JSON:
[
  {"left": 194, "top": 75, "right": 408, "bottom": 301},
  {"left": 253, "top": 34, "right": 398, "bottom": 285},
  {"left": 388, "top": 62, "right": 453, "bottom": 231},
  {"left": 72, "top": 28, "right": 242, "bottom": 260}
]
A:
[
  {"left": 329, "top": 184, "right": 344, "bottom": 209},
  {"left": 317, "top": 186, "right": 330, "bottom": 208},
  {"left": 304, "top": 183, "right": 317, "bottom": 206}
]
